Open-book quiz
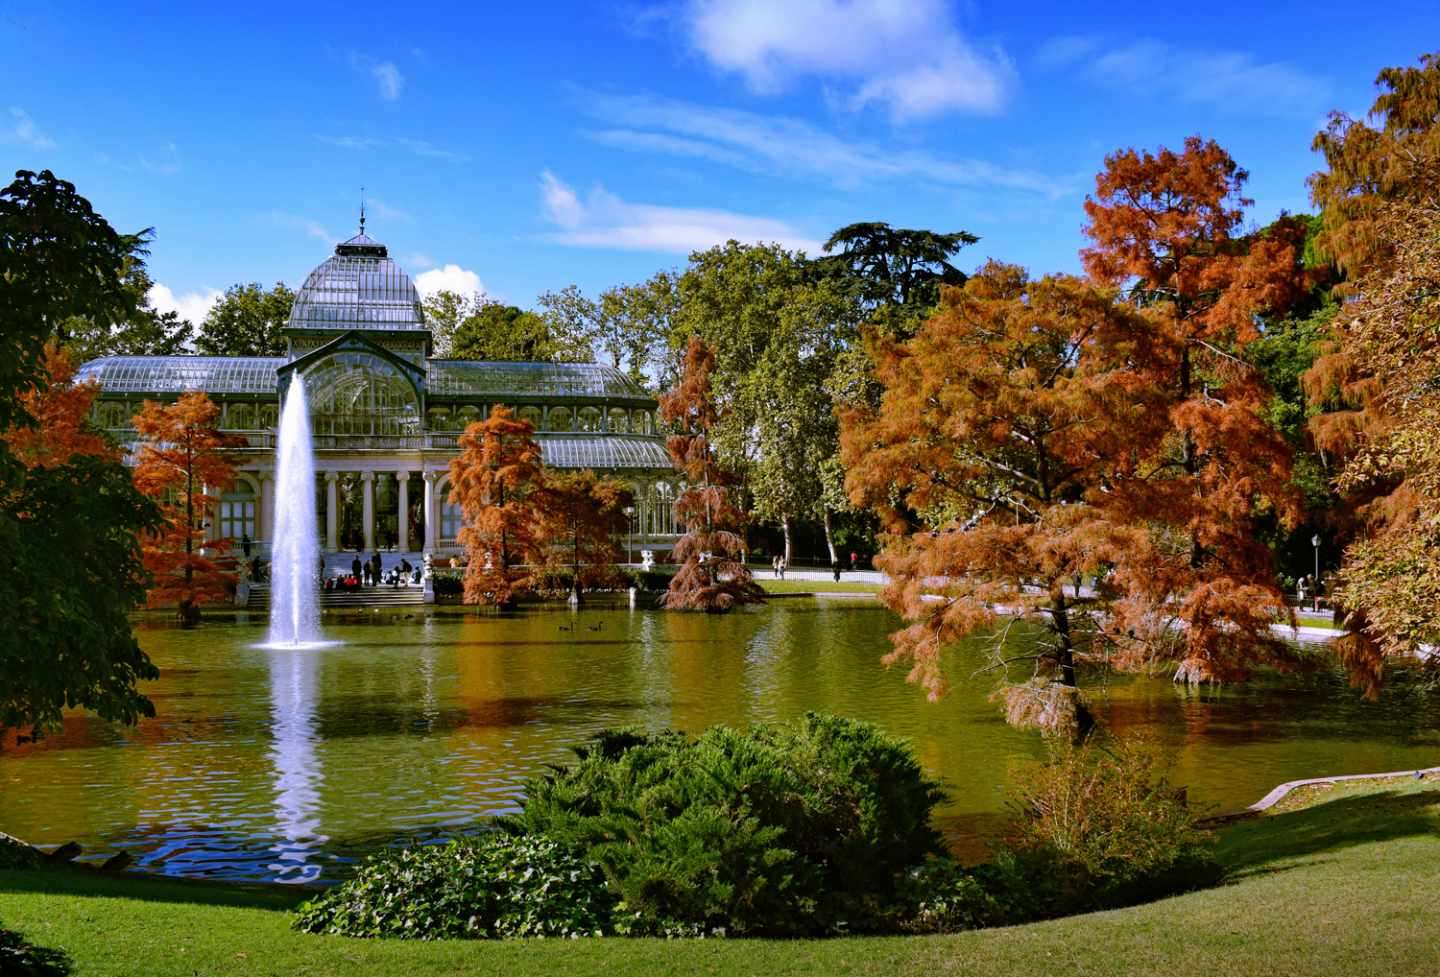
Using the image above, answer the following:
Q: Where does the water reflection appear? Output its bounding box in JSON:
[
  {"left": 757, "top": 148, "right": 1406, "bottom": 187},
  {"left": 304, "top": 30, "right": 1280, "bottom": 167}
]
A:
[{"left": 267, "top": 647, "right": 327, "bottom": 882}]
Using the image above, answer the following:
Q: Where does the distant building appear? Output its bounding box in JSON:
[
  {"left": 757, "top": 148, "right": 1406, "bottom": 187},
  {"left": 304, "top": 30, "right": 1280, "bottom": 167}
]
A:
[{"left": 78, "top": 224, "right": 679, "bottom": 560}]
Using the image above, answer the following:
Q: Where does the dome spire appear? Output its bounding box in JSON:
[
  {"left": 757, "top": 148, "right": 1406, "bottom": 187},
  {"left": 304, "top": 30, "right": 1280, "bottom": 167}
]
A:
[{"left": 359, "top": 186, "right": 366, "bottom": 234}]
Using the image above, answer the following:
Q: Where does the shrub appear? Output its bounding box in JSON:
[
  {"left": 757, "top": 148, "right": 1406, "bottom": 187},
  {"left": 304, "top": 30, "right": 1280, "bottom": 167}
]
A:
[
  {"left": 996, "top": 738, "right": 1223, "bottom": 915},
  {"left": 893, "top": 857, "right": 1002, "bottom": 933},
  {"left": 292, "top": 833, "right": 617, "bottom": 940},
  {"left": 429, "top": 572, "right": 463, "bottom": 597},
  {"left": 0, "top": 926, "right": 70, "bottom": 977},
  {"left": 508, "top": 713, "right": 945, "bottom": 936}
]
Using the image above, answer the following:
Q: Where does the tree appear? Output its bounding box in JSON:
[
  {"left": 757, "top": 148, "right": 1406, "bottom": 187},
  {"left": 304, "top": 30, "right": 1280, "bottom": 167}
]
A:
[
  {"left": 0, "top": 170, "right": 161, "bottom": 741},
  {"left": 816, "top": 221, "right": 977, "bottom": 312},
  {"left": 1081, "top": 136, "right": 1309, "bottom": 686},
  {"left": 65, "top": 264, "right": 194, "bottom": 361},
  {"left": 660, "top": 337, "right": 764, "bottom": 612},
  {"left": 422, "top": 288, "right": 485, "bottom": 356},
  {"left": 194, "top": 282, "right": 294, "bottom": 356},
  {"left": 447, "top": 405, "right": 546, "bottom": 607},
  {"left": 841, "top": 264, "right": 1163, "bottom": 728},
  {"left": 533, "top": 469, "right": 632, "bottom": 602},
  {"left": 449, "top": 301, "right": 593, "bottom": 363},
  {"left": 132, "top": 392, "right": 238, "bottom": 625}
]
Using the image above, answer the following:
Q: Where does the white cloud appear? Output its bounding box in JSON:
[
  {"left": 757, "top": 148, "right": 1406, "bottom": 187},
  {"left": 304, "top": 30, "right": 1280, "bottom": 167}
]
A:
[
  {"left": 373, "top": 61, "right": 404, "bottom": 102},
  {"left": 1036, "top": 35, "right": 1327, "bottom": 117},
  {"left": 271, "top": 212, "right": 338, "bottom": 245},
  {"left": 539, "top": 169, "right": 822, "bottom": 254},
  {"left": 681, "top": 0, "right": 1013, "bottom": 119},
  {"left": 316, "top": 134, "right": 467, "bottom": 162},
  {"left": 148, "top": 283, "right": 223, "bottom": 325},
  {"left": 584, "top": 93, "right": 1069, "bottom": 197},
  {"left": 6, "top": 106, "right": 55, "bottom": 149},
  {"left": 137, "top": 142, "right": 181, "bottom": 175},
  {"left": 414, "top": 264, "right": 486, "bottom": 298},
  {"left": 403, "top": 252, "right": 436, "bottom": 270},
  {"left": 366, "top": 196, "right": 410, "bottom": 222}
]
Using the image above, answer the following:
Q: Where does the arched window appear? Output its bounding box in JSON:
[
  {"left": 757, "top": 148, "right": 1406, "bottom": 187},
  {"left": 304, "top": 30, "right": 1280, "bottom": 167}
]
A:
[
  {"left": 548, "top": 406, "right": 572, "bottom": 432},
  {"left": 608, "top": 408, "right": 629, "bottom": 433},
  {"left": 633, "top": 409, "right": 650, "bottom": 434},
  {"left": 258, "top": 403, "right": 279, "bottom": 429},
  {"left": 228, "top": 403, "right": 254, "bottom": 430},
  {"left": 426, "top": 407, "right": 450, "bottom": 431},
  {"left": 303, "top": 352, "right": 421, "bottom": 437},
  {"left": 517, "top": 405, "right": 542, "bottom": 429},
  {"left": 577, "top": 406, "right": 601, "bottom": 432},
  {"left": 95, "top": 400, "right": 127, "bottom": 429},
  {"left": 455, "top": 405, "right": 480, "bottom": 431},
  {"left": 653, "top": 481, "right": 676, "bottom": 536},
  {"left": 440, "top": 499, "right": 463, "bottom": 542}
]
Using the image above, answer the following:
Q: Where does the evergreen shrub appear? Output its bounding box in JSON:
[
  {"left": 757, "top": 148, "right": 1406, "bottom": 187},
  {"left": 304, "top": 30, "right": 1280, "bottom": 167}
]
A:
[
  {"left": 292, "top": 833, "right": 617, "bottom": 940},
  {"left": 429, "top": 572, "right": 463, "bottom": 597},
  {"left": 508, "top": 713, "right": 946, "bottom": 936}
]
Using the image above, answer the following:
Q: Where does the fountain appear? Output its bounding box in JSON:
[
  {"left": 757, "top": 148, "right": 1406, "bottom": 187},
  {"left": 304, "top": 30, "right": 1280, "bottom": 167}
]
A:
[{"left": 267, "top": 378, "right": 322, "bottom": 646}]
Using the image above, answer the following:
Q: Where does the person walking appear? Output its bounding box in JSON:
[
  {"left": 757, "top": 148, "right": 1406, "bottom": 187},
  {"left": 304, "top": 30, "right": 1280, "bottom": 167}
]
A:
[
  {"left": 241, "top": 532, "right": 252, "bottom": 558},
  {"left": 832, "top": 560, "right": 841, "bottom": 582},
  {"left": 352, "top": 552, "right": 362, "bottom": 582},
  {"left": 778, "top": 555, "right": 786, "bottom": 580},
  {"left": 849, "top": 550, "right": 857, "bottom": 572},
  {"left": 772, "top": 555, "right": 780, "bottom": 578}
]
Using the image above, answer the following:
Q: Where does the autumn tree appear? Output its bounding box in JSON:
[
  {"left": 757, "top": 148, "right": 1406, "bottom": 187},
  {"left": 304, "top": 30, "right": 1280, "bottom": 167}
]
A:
[
  {"left": 1, "top": 170, "right": 163, "bottom": 740},
  {"left": 447, "top": 405, "right": 546, "bottom": 607},
  {"left": 1081, "top": 136, "right": 1309, "bottom": 686},
  {"left": 132, "top": 392, "right": 238, "bottom": 626},
  {"left": 660, "top": 336, "right": 764, "bottom": 612},
  {"left": 532, "top": 469, "right": 632, "bottom": 602},
  {"left": 842, "top": 264, "right": 1163, "bottom": 728}
]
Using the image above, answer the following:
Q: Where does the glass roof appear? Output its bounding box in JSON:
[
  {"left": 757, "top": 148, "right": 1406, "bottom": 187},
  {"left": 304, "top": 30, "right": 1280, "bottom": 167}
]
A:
[
  {"left": 288, "top": 233, "right": 427, "bottom": 332},
  {"left": 428, "top": 361, "right": 652, "bottom": 402},
  {"left": 76, "top": 356, "right": 286, "bottom": 394},
  {"left": 536, "top": 435, "right": 673, "bottom": 470}
]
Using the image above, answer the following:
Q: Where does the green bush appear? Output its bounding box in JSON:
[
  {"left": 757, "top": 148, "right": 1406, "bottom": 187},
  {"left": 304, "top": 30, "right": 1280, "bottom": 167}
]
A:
[
  {"left": 995, "top": 738, "right": 1223, "bottom": 915},
  {"left": 624, "top": 569, "right": 673, "bottom": 592},
  {"left": 292, "top": 833, "right": 617, "bottom": 940},
  {"left": 0, "top": 925, "right": 70, "bottom": 977},
  {"left": 508, "top": 713, "right": 945, "bottom": 936},
  {"left": 429, "top": 572, "right": 463, "bottom": 597},
  {"left": 893, "top": 857, "right": 1002, "bottom": 933}
]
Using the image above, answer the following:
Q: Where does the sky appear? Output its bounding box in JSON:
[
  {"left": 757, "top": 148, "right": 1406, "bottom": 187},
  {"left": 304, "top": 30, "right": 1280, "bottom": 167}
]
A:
[{"left": 2, "top": 1, "right": 1437, "bottom": 325}]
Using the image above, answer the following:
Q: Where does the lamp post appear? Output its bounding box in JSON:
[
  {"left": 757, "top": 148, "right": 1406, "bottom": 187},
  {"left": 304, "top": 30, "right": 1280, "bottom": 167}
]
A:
[
  {"left": 623, "top": 505, "right": 634, "bottom": 566},
  {"left": 1311, "top": 533, "right": 1321, "bottom": 612}
]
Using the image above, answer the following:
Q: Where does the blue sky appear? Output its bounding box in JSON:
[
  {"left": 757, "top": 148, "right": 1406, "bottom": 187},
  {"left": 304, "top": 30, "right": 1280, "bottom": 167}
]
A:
[{"left": 2, "top": 1, "right": 1436, "bottom": 323}]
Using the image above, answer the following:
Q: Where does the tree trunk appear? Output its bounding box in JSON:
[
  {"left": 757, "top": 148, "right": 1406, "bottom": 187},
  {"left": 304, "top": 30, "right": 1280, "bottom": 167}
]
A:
[
  {"left": 822, "top": 509, "right": 837, "bottom": 565},
  {"left": 782, "top": 515, "right": 795, "bottom": 567},
  {"left": 1050, "top": 591, "right": 1076, "bottom": 688}
]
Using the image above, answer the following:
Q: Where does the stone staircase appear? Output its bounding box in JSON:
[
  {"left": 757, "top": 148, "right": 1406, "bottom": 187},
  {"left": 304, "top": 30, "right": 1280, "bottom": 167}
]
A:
[{"left": 245, "top": 552, "right": 428, "bottom": 610}]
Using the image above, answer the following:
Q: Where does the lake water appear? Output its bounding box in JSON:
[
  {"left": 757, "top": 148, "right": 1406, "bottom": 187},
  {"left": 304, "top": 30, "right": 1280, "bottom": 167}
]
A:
[{"left": 2, "top": 600, "right": 1437, "bottom": 883}]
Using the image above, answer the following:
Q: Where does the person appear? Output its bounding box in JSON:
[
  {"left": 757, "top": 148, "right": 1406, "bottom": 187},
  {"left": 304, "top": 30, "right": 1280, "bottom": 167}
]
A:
[
  {"left": 352, "top": 552, "right": 362, "bottom": 582},
  {"left": 241, "top": 532, "right": 252, "bottom": 558},
  {"left": 250, "top": 556, "right": 263, "bottom": 583},
  {"left": 371, "top": 551, "right": 383, "bottom": 587},
  {"left": 778, "top": 555, "right": 786, "bottom": 580},
  {"left": 832, "top": 560, "right": 841, "bottom": 582},
  {"left": 849, "top": 550, "right": 857, "bottom": 572},
  {"left": 400, "top": 558, "right": 413, "bottom": 585},
  {"left": 772, "top": 555, "right": 780, "bottom": 578}
]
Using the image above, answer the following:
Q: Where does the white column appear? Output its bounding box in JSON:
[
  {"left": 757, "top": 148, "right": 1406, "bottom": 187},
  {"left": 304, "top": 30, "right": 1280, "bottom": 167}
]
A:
[
  {"left": 397, "top": 472, "right": 410, "bottom": 552},
  {"left": 422, "top": 470, "right": 438, "bottom": 552},
  {"left": 361, "top": 471, "right": 375, "bottom": 552},
  {"left": 259, "top": 474, "right": 274, "bottom": 541},
  {"left": 325, "top": 472, "right": 339, "bottom": 553}
]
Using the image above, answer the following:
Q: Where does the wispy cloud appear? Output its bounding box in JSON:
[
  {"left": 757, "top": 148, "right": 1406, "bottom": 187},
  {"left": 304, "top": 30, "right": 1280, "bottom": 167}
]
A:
[
  {"left": 347, "top": 52, "right": 405, "bottom": 103},
  {"left": 583, "top": 93, "right": 1071, "bottom": 197},
  {"left": 6, "top": 106, "right": 55, "bottom": 149},
  {"left": 136, "top": 142, "right": 181, "bottom": 175},
  {"left": 366, "top": 195, "right": 411, "bottom": 222},
  {"left": 539, "top": 169, "right": 822, "bottom": 254},
  {"left": 679, "top": 0, "right": 1014, "bottom": 120},
  {"left": 148, "top": 282, "right": 222, "bottom": 325},
  {"left": 271, "top": 212, "right": 338, "bottom": 245},
  {"left": 1036, "top": 36, "right": 1328, "bottom": 117},
  {"left": 316, "top": 134, "right": 468, "bottom": 162},
  {"left": 414, "top": 264, "right": 485, "bottom": 298}
]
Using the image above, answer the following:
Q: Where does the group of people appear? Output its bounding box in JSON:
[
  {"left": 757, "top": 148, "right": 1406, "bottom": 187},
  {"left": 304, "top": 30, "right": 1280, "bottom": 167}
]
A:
[
  {"left": 773, "top": 551, "right": 864, "bottom": 580},
  {"left": 322, "top": 551, "right": 419, "bottom": 591}
]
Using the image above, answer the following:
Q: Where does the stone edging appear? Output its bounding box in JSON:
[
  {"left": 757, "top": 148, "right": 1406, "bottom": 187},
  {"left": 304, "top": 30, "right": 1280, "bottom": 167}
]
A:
[{"left": 1244, "top": 765, "right": 1440, "bottom": 814}]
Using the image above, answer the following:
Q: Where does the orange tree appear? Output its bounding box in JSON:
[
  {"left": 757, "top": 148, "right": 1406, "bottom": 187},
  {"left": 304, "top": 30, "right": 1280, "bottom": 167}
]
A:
[
  {"left": 660, "top": 336, "right": 763, "bottom": 612},
  {"left": 1079, "top": 136, "right": 1309, "bottom": 686},
  {"left": 532, "top": 468, "right": 632, "bottom": 602},
  {"left": 842, "top": 264, "right": 1165, "bottom": 729},
  {"left": 132, "top": 391, "right": 238, "bottom": 625},
  {"left": 447, "top": 404, "right": 545, "bottom": 608}
]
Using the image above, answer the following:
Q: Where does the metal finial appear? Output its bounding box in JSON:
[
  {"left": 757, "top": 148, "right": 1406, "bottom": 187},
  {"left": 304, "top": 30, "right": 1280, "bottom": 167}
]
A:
[{"left": 359, "top": 187, "right": 366, "bottom": 234}]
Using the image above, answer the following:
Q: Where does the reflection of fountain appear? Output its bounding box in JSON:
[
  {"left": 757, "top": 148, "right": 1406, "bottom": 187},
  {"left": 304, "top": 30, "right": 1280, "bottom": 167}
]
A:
[
  {"left": 267, "top": 647, "right": 327, "bottom": 882},
  {"left": 268, "top": 379, "right": 320, "bottom": 646}
]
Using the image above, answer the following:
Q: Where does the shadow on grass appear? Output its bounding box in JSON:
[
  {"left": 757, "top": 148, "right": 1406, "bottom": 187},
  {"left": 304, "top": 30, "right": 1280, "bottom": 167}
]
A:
[
  {"left": 1217, "top": 786, "right": 1440, "bottom": 879},
  {"left": 0, "top": 866, "right": 307, "bottom": 912}
]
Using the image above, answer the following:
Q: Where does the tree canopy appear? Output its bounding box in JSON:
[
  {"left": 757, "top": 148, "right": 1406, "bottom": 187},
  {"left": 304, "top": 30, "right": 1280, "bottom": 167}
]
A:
[
  {"left": 194, "top": 282, "right": 294, "bottom": 356},
  {"left": 448, "top": 300, "right": 592, "bottom": 363}
]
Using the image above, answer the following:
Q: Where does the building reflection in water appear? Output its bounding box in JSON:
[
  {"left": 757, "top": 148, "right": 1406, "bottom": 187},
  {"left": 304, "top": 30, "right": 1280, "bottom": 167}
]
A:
[{"left": 266, "top": 647, "right": 327, "bottom": 882}]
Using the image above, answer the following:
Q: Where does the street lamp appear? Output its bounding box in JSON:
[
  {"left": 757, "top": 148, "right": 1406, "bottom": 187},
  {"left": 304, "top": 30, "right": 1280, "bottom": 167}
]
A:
[
  {"left": 1311, "top": 533, "right": 1321, "bottom": 612},
  {"left": 623, "top": 505, "right": 635, "bottom": 566}
]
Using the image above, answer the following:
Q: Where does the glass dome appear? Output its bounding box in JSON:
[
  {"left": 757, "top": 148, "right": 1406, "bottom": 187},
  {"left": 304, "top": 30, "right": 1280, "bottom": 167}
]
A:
[{"left": 288, "top": 232, "right": 426, "bottom": 333}]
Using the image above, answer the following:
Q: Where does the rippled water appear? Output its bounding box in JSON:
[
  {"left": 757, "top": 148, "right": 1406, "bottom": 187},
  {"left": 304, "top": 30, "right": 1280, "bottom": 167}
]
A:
[{"left": 2, "top": 600, "right": 1437, "bottom": 882}]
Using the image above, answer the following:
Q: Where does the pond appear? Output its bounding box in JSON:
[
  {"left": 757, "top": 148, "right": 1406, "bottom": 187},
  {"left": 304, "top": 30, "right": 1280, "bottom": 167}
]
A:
[{"left": 2, "top": 600, "right": 1437, "bottom": 883}]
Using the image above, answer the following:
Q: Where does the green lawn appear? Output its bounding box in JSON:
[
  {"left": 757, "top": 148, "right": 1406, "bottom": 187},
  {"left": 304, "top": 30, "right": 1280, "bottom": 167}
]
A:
[
  {"left": 2, "top": 778, "right": 1437, "bottom": 977},
  {"left": 758, "top": 578, "right": 883, "bottom": 594}
]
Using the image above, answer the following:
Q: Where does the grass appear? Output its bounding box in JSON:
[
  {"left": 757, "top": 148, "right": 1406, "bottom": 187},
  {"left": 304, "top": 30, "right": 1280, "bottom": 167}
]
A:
[
  {"left": 757, "top": 578, "right": 883, "bottom": 594},
  {"left": 2, "top": 778, "right": 1436, "bottom": 976}
]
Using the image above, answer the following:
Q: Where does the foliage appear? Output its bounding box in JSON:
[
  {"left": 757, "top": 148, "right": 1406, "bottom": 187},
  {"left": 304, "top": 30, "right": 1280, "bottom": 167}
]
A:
[
  {"left": 446, "top": 406, "right": 545, "bottom": 606},
  {"left": 421, "top": 288, "right": 485, "bottom": 357},
  {"left": 194, "top": 282, "right": 294, "bottom": 356},
  {"left": 0, "top": 925, "right": 71, "bottom": 977},
  {"left": 815, "top": 221, "right": 977, "bottom": 313},
  {"left": 293, "top": 833, "right": 618, "bottom": 940},
  {"left": 658, "top": 336, "right": 764, "bottom": 611},
  {"left": 449, "top": 301, "right": 592, "bottom": 363},
  {"left": 532, "top": 469, "right": 631, "bottom": 599},
  {"left": 429, "top": 571, "right": 463, "bottom": 597},
  {"left": 64, "top": 265, "right": 193, "bottom": 361},
  {"left": 997, "top": 739, "right": 1222, "bottom": 915},
  {"left": 132, "top": 391, "right": 238, "bottom": 624},
  {"left": 892, "top": 858, "right": 1002, "bottom": 934},
  {"left": 510, "top": 713, "right": 945, "bottom": 937}
]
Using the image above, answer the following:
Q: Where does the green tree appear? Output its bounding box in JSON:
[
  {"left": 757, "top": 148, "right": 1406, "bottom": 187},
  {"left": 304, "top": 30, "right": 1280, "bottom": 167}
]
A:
[
  {"left": 66, "top": 265, "right": 193, "bottom": 360},
  {"left": 422, "top": 288, "right": 484, "bottom": 356},
  {"left": 194, "top": 282, "right": 294, "bottom": 356},
  {"left": 0, "top": 170, "right": 162, "bottom": 740},
  {"left": 816, "top": 221, "right": 977, "bottom": 311},
  {"left": 450, "top": 301, "right": 592, "bottom": 362}
]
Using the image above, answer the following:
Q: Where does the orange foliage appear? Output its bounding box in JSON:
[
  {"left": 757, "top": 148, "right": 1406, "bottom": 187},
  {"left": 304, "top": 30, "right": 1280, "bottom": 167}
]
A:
[
  {"left": 447, "top": 405, "right": 546, "bottom": 607},
  {"left": 532, "top": 469, "right": 632, "bottom": 598},
  {"left": 659, "top": 336, "right": 764, "bottom": 612},
  {"left": 3, "top": 343, "right": 115, "bottom": 468},
  {"left": 131, "top": 392, "right": 239, "bottom": 622}
]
